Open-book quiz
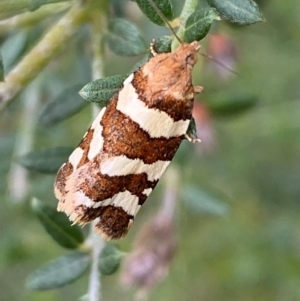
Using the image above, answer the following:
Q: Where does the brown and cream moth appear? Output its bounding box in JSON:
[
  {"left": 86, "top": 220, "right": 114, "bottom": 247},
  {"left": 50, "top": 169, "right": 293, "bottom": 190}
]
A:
[{"left": 54, "top": 41, "right": 203, "bottom": 240}]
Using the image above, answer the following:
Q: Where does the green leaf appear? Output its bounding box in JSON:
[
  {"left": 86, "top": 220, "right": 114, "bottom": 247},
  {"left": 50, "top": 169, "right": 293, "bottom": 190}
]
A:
[
  {"left": 1, "top": 31, "right": 27, "bottom": 69},
  {"left": 154, "top": 35, "right": 172, "bottom": 53},
  {"left": 207, "top": 94, "right": 258, "bottom": 117},
  {"left": 135, "top": 0, "right": 173, "bottom": 26},
  {"left": 29, "top": 0, "right": 71, "bottom": 11},
  {"left": 184, "top": 8, "right": 218, "bottom": 43},
  {"left": 18, "top": 147, "right": 73, "bottom": 174},
  {"left": 26, "top": 251, "right": 90, "bottom": 290},
  {"left": 207, "top": 0, "right": 264, "bottom": 25},
  {"left": 39, "top": 84, "right": 88, "bottom": 126},
  {"left": 31, "top": 198, "right": 84, "bottom": 249},
  {"left": 0, "top": 134, "right": 15, "bottom": 155},
  {"left": 0, "top": 1, "right": 30, "bottom": 15},
  {"left": 79, "top": 74, "right": 128, "bottom": 104},
  {"left": 130, "top": 36, "right": 172, "bottom": 73},
  {"left": 105, "top": 19, "right": 147, "bottom": 56},
  {"left": 182, "top": 186, "right": 229, "bottom": 216},
  {"left": 130, "top": 55, "right": 150, "bottom": 73},
  {"left": 99, "top": 244, "right": 123, "bottom": 275},
  {"left": 0, "top": 52, "right": 4, "bottom": 82}
]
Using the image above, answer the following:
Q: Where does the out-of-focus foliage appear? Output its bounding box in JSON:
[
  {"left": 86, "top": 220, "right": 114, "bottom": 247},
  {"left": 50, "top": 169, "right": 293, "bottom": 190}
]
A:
[
  {"left": 39, "top": 84, "right": 88, "bottom": 126},
  {"left": 26, "top": 251, "right": 90, "bottom": 290},
  {"left": 18, "top": 147, "right": 73, "bottom": 173},
  {"left": 0, "top": 52, "right": 4, "bottom": 81},
  {"left": 99, "top": 244, "right": 123, "bottom": 275},
  {"left": 105, "top": 18, "right": 148, "bottom": 56},
  {"left": 1, "top": 0, "right": 300, "bottom": 301},
  {"left": 31, "top": 198, "right": 85, "bottom": 249}
]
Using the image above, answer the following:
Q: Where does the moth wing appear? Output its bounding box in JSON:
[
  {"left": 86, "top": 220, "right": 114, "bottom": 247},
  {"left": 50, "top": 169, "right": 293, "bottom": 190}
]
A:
[
  {"left": 57, "top": 157, "right": 146, "bottom": 240},
  {"left": 54, "top": 107, "right": 107, "bottom": 201}
]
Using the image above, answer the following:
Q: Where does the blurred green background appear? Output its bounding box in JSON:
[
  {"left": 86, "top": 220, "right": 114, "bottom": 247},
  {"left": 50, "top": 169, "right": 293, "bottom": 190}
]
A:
[{"left": 1, "top": 0, "right": 300, "bottom": 300}]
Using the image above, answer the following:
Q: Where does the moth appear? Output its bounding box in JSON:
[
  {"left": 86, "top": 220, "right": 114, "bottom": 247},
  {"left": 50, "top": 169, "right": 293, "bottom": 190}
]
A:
[{"left": 54, "top": 41, "right": 203, "bottom": 240}]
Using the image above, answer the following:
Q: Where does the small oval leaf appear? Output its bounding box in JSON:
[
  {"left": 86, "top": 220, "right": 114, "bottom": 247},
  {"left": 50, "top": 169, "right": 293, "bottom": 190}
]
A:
[
  {"left": 1, "top": 31, "right": 27, "bottom": 69},
  {"left": 79, "top": 74, "right": 128, "bottom": 104},
  {"left": 32, "top": 198, "right": 84, "bottom": 249},
  {"left": 105, "top": 19, "right": 147, "bottom": 56},
  {"left": 184, "top": 8, "right": 218, "bottom": 43},
  {"left": 130, "top": 55, "right": 150, "bottom": 73},
  {"left": 99, "top": 244, "right": 123, "bottom": 275},
  {"left": 207, "top": 0, "right": 264, "bottom": 25},
  {"left": 135, "top": 0, "right": 173, "bottom": 26},
  {"left": 207, "top": 94, "right": 258, "bottom": 117},
  {"left": 39, "top": 84, "right": 88, "bottom": 126},
  {"left": 182, "top": 186, "right": 229, "bottom": 216},
  {"left": 18, "top": 147, "right": 73, "bottom": 174},
  {"left": 130, "top": 36, "right": 172, "bottom": 73},
  {"left": 26, "top": 251, "right": 90, "bottom": 290},
  {"left": 154, "top": 35, "right": 172, "bottom": 53}
]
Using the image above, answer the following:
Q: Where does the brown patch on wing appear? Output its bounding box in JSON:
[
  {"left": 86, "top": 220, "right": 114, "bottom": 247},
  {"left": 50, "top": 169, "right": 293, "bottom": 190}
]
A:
[
  {"left": 73, "top": 205, "right": 133, "bottom": 240},
  {"left": 79, "top": 171, "right": 158, "bottom": 205},
  {"left": 77, "top": 128, "right": 94, "bottom": 168},
  {"left": 95, "top": 206, "right": 133, "bottom": 240},
  {"left": 101, "top": 95, "right": 183, "bottom": 164},
  {"left": 132, "top": 69, "right": 194, "bottom": 121},
  {"left": 54, "top": 128, "right": 95, "bottom": 198},
  {"left": 54, "top": 162, "right": 73, "bottom": 198}
]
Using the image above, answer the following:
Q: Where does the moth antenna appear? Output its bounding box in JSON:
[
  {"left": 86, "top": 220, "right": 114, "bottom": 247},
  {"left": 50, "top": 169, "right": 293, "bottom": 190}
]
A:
[
  {"left": 147, "top": 0, "right": 182, "bottom": 44},
  {"left": 150, "top": 39, "right": 158, "bottom": 56},
  {"left": 200, "top": 52, "right": 240, "bottom": 77},
  {"left": 148, "top": 0, "right": 238, "bottom": 76}
]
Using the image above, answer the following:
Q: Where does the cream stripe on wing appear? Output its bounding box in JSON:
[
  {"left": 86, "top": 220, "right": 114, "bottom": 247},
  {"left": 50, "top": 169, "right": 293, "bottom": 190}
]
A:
[
  {"left": 117, "top": 74, "right": 190, "bottom": 138},
  {"left": 92, "top": 191, "right": 141, "bottom": 216},
  {"left": 100, "top": 155, "right": 170, "bottom": 181},
  {"left": 142, "top": 188, "right": 152, "bottom": 196},
  {"left": 111, "top": 190, "right": 140, "bottom": 216},
  {"left": 88, "top": 107, "right": 106, "bottom": 161},
  {"left": 75, "top": 190, "right": 140, "bottom": 216},
  {"left": 59, "top": 189, "right": 141, "bottom": 220},
  {"left": 69, "top": 147, "right": 84, "bottom": 170}
]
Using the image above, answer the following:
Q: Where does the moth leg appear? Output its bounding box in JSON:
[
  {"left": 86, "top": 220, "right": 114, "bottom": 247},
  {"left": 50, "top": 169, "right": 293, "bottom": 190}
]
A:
[
  {"left": 185, "top": 133, "right": 201, "bottom": 143},
  {"left": 150, "top": 39, "right": 158, "bottom": 56},
  {"left": 194, "top": 85, "right": 204, "bottom": 94},
  {"left": 185, "top": 117, "right": 201, "bottom": 143}
]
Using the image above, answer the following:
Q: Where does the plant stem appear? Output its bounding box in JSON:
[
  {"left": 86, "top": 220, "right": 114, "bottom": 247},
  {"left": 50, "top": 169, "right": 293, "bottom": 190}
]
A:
[
  {"left": 87, "top": 225, "right": 105, "bottom": 301},
  {"left": 90, "top": 7, "right": 106, "bottom": 118},
  {"left": 7, "top": 81, "right": 40, "bottom": 203},
  {"left": 179, "top": 0, "right": 199, "bottom": 20},
  {"left": 0, "top": 0, "right": 30, "bottom": 15},
  {"left": 87, "top": 5, "right": 108, "bottom": 301},
  {"left": 161, "top": 166, "right": 179, "bottom": 218},
  {"left": 0, "top": 2, "right": 90, "bottom": 111},
  {"left": 172, "top": 0, "right": 199, "bottom": 50},
  {"left": 90, "top": 12, "right": 105, "bottom": 81},
  {"left": 0, "top": 3, "right": 71, "bottom": 34}
]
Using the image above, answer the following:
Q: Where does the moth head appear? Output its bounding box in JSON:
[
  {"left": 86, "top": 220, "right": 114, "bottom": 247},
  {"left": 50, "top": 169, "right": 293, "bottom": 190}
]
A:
[{"left": 174, "top": 41, "right": 201, "bottom": 70}]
